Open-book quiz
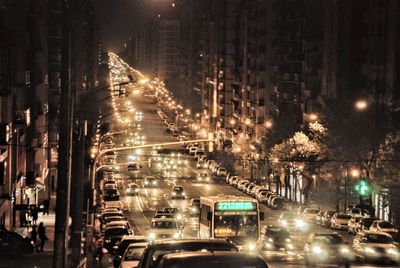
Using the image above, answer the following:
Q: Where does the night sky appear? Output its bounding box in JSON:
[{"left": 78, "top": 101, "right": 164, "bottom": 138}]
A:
[{"left": 93, "top": 0, "right": 175, "bottom": 52}]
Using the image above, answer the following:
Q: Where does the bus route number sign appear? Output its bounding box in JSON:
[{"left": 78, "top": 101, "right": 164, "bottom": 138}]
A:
[{"left": 216, "top": 201, "right": 255, "bottom": 211}]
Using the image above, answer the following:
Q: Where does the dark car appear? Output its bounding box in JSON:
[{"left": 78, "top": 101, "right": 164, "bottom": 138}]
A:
[
  {"left": 304, "top": 233, "right": 354, "bottom": 267},
  {"left": 144, "top": 176, "right": 158, "bottom": 187},
  {"left": 270, "top": 197, "right": 285, "bottom": 210},
  {"left": 189, "top": 198, "right": 200, "bottom": 216},
  {"left": 0, "top": 231, "right": 34, "bottom": 257},
  {"left": 171, "top": 185, "right": 185, "bottom": 199},
  {"left": 157, "top": 251, "right": 269, "bottom": 268},
  {"left": 259, "top": 225, "right": 294, "bottom": 251},
  {"left": 113, "top": 235, "right": 148, "bottom": 268},
  {"left": 103, "top": 226, "right": 131, "bottom": 252},
  {"left": 104, "top": 188, "right": 120, "bottom": 201},
  {"left": 137, "top": 239, "right": 238, "bottom": 268}
]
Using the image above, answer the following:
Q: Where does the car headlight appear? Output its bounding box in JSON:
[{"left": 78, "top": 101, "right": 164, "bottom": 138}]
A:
[
  {"left": 191, "top": 207, "right": 197, "bottom": 212},
  {"left": 286, "top": 243, "right": 294, "bottom": 250},
  {"left": 135, "top": 188, "right": 139, "bottom": 192},
  {"left": 282, "top": 220, "right": 288, "bottom": 226},
  {"left": 176, "top": 214, "right": 182, "bottom": 220},
  {"left": 247, "top": 242, "right": 256, "bottom": 251},
  {"left": 387, "top": 248, "right": 399, "bottom": 255},
  {"left": 173, "top": 232, "right": 180, "bottom": 239},
  {"left": 149, "top": 233, "right": 156, "bottom": 240},
  {"left": 340, "top": 247, "right": 351, "bottom": 254},
  {"left": 182, "top": 192, "right": 185, "bottom": 196},
  {"left": 144, "top": 181, "right": 149, "bottom": 185},
  {"left": 267, "top": 238, "right": 274, "bottom": 243},
  {"left": 152, "top": 181, "right": 157, "bottom": 185},
  {"left": 365, "top": 247, "right": 376, "bottom": 255},
  {"left": 172, "top": 192, "right": 176, "bottom": 196},
  {"left": 312, "top": 246, "right": 322, "bottom": 254},
  {"left": 285, "top": 238, "right": 292, "bottom": 243},
  {"left": 206, "top": 177, "right": 210, "bottom": 181}
]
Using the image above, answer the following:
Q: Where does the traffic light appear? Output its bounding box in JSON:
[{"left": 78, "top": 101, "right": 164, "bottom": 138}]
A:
[{"left": 354, "top": 180, "right": 370, "bottom": 196}]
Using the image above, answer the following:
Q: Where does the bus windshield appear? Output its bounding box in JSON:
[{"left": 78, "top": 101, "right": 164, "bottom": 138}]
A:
[{"left": 214, "top": 215, "right": 258, "bottom": 239}]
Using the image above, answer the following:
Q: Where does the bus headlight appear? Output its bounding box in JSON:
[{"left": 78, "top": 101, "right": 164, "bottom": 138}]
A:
[
  {"left": 149, "top": 232, "right": 156, "bottom": 240},
  {"left": 282, "top": 220, "right": 288, "bottom": 226},
  {"left": 173, "top": 232, "right": 181, "bottom": 239}
]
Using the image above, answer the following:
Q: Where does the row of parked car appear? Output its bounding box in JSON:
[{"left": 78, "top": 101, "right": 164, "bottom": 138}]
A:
[{"left": 224, "top": 174, "right": 286, "bottom": 210}]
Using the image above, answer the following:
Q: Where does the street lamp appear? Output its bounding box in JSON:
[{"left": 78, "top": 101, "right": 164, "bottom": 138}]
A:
[{"left": 355, "top": 100, "right": 368, "bottom": 111}]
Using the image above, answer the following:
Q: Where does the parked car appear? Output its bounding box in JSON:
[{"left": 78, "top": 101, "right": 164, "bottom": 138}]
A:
[
  {"left": 369, "top": 220, "right": 399, "bottom": 238},
  {"left": 0, "top": 231, "right": 34, "bottom": 257},
  {"left": 216, "top": 167, "right": 228, "bottom": 177},
  {"left": 270, "top": 196, "right": 285, "bottom": 210},
  {"left": 347, "top": 216, "right": 363, "bottom": 235},
  {"left": 346, "top": 208, "right": 370, "bottom": 218},
  {"left": 302, "top": 208, "right": 320, "bottom": 222},
  {"left": 267, "top": 194, "right": 279, "bottom": 207},
  {"left": 257, "top": 190, "right": 270, "bottom": 204},
  {"left": 112, "top": 235, "right": 148, "bottom": 268},
  {"left": 316, "top": 210, "right": 325, "bottom": 225},
  {"left": 354, "top": 217, "right": 380, "bottom": 234},
  {"left": 352, "top": 231, "right": 399, "bottom": 264},
  {"left": 103, "top": 226, "right": 131, "bottom": 252},
  {"left": 245, "top": 183, "right": 257, "bottom": 195},
  {"left": 137, "top": 239, "right": 238, "bottom": 268},
  {"left": 330, "top": 213, "right": 352, "bottom": 230},
  {"left": 104, "top": 188, "right": 120, "bottom": 201},
  {"left": 119, "top": 242, "right": 148, "bottom": 268},
  {"left": 320, "top": 210, "right": 336, "bottom": 227},
  {"left": 229, "top": 176, "right": 239, "bottom": 186}
]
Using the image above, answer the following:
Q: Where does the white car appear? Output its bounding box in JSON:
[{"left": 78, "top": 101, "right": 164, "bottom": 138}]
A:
[
  {"left": 302, "top": 208, "right": 320, "bottom": 222},
  {"left": 148, "top": 218, "right": 181, "bottom": 240},
  {"left": 369, "top": 220, "right": 398, "bottom": 236},
  {"left": 216, "top": 167, "right": 228, "bottom": 177},
  {"left": 119, "top": 242, "right": 148, "bottom": 268},
  {"left": 346, "top": 208, "right": 370, "bottom": 218},
  {"left": 331, "top": 213, "right": 352, "bottom": 230}
]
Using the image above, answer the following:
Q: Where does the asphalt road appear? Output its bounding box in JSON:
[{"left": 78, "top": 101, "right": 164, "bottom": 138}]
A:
[{"left": 97, "top": 62, "right": 399, "bottom": 268}]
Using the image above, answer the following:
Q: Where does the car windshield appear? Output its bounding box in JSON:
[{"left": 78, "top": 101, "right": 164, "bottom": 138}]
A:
[
  {"left": 336, "top": 214, "right": 351, "bottom": 219},
  {"left": 313, "top": 235, "right": 343, "bottom": 244},
  {"left": 214, "top": 215, "right": 258, "bottom": 239},
  {"left": 305, "top": 209, "right": 319, "bottom": 214},
  {"left": 124, "top": 246, "right": 146, "bottom": 261},
  {"left": 151, "top": 221, "right": 177, "bottom": 229},
  {"left": 379, "top": 222, "right": 395, "bottom": 228},
  {"left": 362, "top": 219, "right": 376, "bottom": 228},
  {"left": 163, "top": 208, "right": 178, "bottom": 214},
  {"left": 265, "top": 227, "right": 289, "bottom": 237},
  {"left": 173, "top": 187, "right": 183, "bottom": 192},
  {"left": 365, "top": 234, "right": 393, "bottom": 243},
  {"left": 105, "top": 228, "right": 129, "bottom": 236},
  {"left": 281, "top": 213, "right": 296, "bottom": 220}
]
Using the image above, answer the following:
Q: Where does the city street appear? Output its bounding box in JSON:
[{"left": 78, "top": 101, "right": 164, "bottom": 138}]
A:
[{"left": 95, "top": 58, "right": 399, "bottom": 268}]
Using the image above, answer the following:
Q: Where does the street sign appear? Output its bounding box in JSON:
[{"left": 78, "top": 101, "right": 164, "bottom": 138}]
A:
[{"left": 354, "top": 180, "right": 370, "bottom": 196}]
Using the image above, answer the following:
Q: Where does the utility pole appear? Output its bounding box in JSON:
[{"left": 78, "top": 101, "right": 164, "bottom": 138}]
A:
[{"left": 53, "top": 0, "right": 72, "bottom": 267}]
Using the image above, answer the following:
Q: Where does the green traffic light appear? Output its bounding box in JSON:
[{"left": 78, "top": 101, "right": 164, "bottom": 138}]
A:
[{"left": 355, "top": 180, "right": 370, "bottom": 195}]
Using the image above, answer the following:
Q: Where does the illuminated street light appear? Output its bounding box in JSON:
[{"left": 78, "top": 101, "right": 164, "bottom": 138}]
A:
[
  {"left": 229, "top": 118, "right": 236, "bottom": 125},
  {"left": 264, "top": 120, "right": 273, "bottom": 129},
  {"left": 309, "top": 113, "right": 318, "bottom": 121},
  {"left": 350, "top": 168, "right": 360, "bottom": 178},
  {"left": 355, "top": 99, "right": 368, "bottom": 111}
]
